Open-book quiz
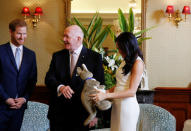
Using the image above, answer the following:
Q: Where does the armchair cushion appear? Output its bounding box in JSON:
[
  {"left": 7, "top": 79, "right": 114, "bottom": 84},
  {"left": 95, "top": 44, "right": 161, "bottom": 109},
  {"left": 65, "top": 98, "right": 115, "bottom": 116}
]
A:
[
  {"left": 20, "top": 101, "right": 50, "bottom": 131},
  {"left": 137, "top": 104, "right": 176, "bottom": 131}
]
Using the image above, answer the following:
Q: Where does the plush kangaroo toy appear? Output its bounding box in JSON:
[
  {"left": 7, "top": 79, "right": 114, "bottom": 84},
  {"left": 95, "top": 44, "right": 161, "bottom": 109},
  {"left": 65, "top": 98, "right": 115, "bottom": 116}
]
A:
[{"left": 77, "top": 64, "right": 112, "bottom": 126}]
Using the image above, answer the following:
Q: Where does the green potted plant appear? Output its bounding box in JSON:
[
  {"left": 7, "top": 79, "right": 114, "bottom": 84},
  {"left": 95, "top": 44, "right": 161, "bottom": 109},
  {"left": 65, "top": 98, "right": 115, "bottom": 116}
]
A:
[
  {"left": 110, "top": 8, "right": 154, "bottom": 45},
  {"left": 103, "top": 8, "right": 154, "bottom": 91},
  {"left": 69, "top": 8, "right": 154, "bottom": 90},
  {"left": 70, "top": 13, "right": 111, "bottom": 55}
]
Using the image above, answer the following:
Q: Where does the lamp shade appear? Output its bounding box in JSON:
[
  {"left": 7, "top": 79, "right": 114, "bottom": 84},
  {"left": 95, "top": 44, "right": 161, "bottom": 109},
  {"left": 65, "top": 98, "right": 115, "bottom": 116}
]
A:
[
  {"left": 129, "top": 0, "right": 136, "bottom": 8},
  {"left": 166, "top": 5, "right": 174, "bottom": 14},
  {"left": 22, "top": 7, "right": 30, "bottom": 16},
  {"left": 34, "top": 7, "right": 43, "bottom": 15},
  {"left": 182, "top": 6, "right": 190, "bottom": 14}
]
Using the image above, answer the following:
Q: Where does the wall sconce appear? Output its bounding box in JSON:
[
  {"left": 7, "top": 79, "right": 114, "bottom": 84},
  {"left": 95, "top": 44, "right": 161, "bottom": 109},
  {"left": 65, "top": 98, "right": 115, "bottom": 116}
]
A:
[
  {"left": 22, "top": 7, "right": 43, "bottom": 27},
  {"left": 166, "top": 5, "right": 190, "bottom": 27}
]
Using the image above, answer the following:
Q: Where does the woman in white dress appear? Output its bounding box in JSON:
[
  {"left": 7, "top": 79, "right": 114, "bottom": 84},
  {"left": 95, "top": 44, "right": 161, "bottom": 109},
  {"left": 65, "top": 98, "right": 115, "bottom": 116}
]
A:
[{"left": 91, "top": 32, "right": 144, "bottom": 131}]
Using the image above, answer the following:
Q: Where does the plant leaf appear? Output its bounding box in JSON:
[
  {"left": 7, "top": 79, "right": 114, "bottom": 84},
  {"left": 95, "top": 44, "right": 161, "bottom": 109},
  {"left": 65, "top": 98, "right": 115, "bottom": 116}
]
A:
[
  {"left": 88, "top": 16, "right": 102, "bottom": 46},
  {"left": 92, "top": 17, "right": 102, "bottom": 42},
  {"left": 137, "top": 37, "right": 152, "bottom": 45},
  {"left": 134, "top": 25, "right": 157, "bottom": 37},
  {"left": 87, "top": 13, "right": 99, "bottom": 35},
  {"left": 107, "top": 49, "right": 118, "bottom": 53},
  {"left": 83, "top": 40, "right": 88, "bottom": 48},
  {"left": 108, "top": 28, "right": 116, "bottom": 42},
  {"left": 128, "top": 8, "right": 134, "bottom": 33},
  {"left": 93, "top": 25, "right": 110, "bottom": 49},
  {"left": 118, "top": 8, "right": 128, "bottom": 32}
]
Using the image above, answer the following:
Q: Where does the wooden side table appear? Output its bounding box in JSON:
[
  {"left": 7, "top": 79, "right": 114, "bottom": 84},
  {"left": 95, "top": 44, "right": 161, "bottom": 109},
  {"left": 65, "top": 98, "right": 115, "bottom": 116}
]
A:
[{"left": 154, "top": 87, "right": 191, "bottom": 131}]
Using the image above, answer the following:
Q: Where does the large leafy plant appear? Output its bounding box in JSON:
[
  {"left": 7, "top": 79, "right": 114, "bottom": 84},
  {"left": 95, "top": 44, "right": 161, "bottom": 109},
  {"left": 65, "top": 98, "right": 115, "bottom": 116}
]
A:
[
  {"left": 69, "top": 8, "right": 154, "bottom": 90},
  {"left": 70, "top": 13, "right": 111, "bottom": 55},
  {"left": 104, "top": 8, "right": 155, "bottom": 89},
  {"left": 110, "top": 8, "right": 154, "bottom": 45}
]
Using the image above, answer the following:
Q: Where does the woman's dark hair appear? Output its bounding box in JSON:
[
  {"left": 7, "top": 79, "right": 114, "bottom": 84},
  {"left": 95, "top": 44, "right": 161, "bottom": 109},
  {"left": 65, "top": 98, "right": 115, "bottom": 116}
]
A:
[{"left": 115, "top": 32, "right": 143, "bottom": 75}]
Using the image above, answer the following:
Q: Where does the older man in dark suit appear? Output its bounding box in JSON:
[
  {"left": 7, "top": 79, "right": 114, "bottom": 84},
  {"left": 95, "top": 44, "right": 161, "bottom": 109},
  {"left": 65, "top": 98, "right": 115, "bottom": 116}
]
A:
[
  {"left": 0, "top": 19, "right": 37, "bottom": 131},
  {"left": 45, "top": 25, "right": 104, "bottom": 131}
]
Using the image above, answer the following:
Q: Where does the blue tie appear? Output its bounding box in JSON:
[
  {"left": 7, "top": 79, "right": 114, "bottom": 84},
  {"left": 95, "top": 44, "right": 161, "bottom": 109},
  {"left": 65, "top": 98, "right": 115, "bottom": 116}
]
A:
[{"left": 15, "top": 48, "right": 21, "bottom": 70}]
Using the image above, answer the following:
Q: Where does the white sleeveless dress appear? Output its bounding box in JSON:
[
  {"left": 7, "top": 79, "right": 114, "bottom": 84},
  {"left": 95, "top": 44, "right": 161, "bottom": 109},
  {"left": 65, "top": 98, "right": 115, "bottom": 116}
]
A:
[{"left": 110, "top": 57, "right": 143, "bottom": 131}]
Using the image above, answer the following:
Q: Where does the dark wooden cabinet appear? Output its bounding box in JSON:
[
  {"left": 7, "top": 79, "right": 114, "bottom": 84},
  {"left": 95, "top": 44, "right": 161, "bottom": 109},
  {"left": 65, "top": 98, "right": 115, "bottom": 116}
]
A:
[
  {"left": 154, "top": 87, "right": 191, "bottom": 131},
  {"left": 30, "top": 85, "right": 50, "bottom": 104},
  {"left": 30, "top": 86, "right": 155, "bottom": 104},
  {"left": 137, "top": 90, "right": 154, "bottom": 104}
]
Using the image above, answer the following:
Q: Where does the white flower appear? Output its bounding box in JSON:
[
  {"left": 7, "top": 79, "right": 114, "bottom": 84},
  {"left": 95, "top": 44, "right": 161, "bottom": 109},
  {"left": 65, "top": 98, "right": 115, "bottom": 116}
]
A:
[
  {"left": 108, "top": 59, "right": 115, "bottom": 67},
  {"left": 104, "top": 56, "right": 118, "bottom": 71},
  {"left": 105, "top": 56, "right": 114, "bottom": 67},
  {"left": 111, "top": 65, "right": 118, "bottom": 71}
]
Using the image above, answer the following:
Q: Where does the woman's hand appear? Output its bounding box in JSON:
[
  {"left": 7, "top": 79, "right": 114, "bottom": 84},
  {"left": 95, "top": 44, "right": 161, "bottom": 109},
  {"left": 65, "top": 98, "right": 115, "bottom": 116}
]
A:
[{"left": 90, "top": 89, "right": 107, "bottom": 103}]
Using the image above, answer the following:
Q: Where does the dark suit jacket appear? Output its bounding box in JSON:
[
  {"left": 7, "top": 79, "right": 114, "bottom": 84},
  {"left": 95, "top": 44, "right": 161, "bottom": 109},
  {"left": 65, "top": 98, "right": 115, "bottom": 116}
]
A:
[
  {"left": 0, "top": 43, "right": 37, "bottom": 109},
  {"left": 45, "top": 46, "right": 104, "bottom": 128}
]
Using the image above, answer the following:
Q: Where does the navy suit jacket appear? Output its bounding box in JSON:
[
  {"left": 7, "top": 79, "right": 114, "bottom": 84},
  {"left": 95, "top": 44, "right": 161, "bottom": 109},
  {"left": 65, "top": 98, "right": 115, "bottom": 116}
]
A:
[
  {"left": 0, "top": 43, "right": 37, "bottom": 109},
  {"left": 45, "top": 46, "right": 104, "bottom": 127}
]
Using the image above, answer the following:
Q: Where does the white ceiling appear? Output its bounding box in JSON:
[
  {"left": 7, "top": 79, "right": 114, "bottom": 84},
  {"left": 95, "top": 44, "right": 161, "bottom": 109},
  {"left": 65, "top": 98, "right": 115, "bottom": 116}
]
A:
[{"left": 71, "top": 0, "right": 141, "bottom": 13}]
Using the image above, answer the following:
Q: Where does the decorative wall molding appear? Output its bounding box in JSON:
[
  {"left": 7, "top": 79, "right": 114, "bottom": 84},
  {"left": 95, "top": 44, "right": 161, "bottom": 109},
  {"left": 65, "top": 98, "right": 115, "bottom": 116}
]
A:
[
  {"left": 71, "top": 13, "right": 141, "bottom": 25},
  {"left": 64, "top": 0, "right": 71, "bottom": 26}
]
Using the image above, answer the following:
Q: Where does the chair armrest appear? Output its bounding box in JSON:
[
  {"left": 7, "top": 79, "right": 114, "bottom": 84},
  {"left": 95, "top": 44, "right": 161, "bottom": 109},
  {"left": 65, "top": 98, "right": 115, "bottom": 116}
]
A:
[
  {"left": 137, "top": 104, "right": 176, "bottom": 131},
  {"left": 20, "top": 101, "right": 50, "bottom": 131}
]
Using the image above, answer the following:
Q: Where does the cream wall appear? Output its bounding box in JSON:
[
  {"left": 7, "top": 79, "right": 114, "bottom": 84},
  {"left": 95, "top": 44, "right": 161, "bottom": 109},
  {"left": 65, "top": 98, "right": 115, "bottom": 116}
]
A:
[
  {"left": 0, "top": 0, "right": 68, "bottom": 85},
  {"left": 145, "top": 0, "right": 191, "bottom": 89},
  {"left": 1, "top": 0, "right": 190, "bottom": 88}
]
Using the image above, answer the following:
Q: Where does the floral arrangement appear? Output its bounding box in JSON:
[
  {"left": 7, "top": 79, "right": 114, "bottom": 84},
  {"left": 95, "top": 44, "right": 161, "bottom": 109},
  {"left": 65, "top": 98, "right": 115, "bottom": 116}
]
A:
[
  {"left": 103, "top": 53, "right": 122, "bottom": 89},
  {"left": 103, "top": 8, "right": 154, "bottom": 89}
]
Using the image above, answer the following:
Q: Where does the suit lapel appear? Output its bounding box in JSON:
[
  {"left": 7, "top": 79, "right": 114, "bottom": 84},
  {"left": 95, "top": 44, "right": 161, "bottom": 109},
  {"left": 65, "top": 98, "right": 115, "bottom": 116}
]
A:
[
  {"left": 6, "top": 43, "right": 18, "bottom": 71},
  {"left": 63, "top": 50, "right": 70, "bottom": 79},
  {"left": 19, "top": 46, "right": 28, "bottom": 73}
]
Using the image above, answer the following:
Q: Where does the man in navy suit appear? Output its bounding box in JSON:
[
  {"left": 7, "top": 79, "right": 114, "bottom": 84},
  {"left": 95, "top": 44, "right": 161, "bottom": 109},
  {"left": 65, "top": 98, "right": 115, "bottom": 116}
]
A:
[
  {"left": 45, "top": 25, "right": 104, "bottom": 131},
  {"left": 0, "top": 19, "right": 37, "bottom": 131}
]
